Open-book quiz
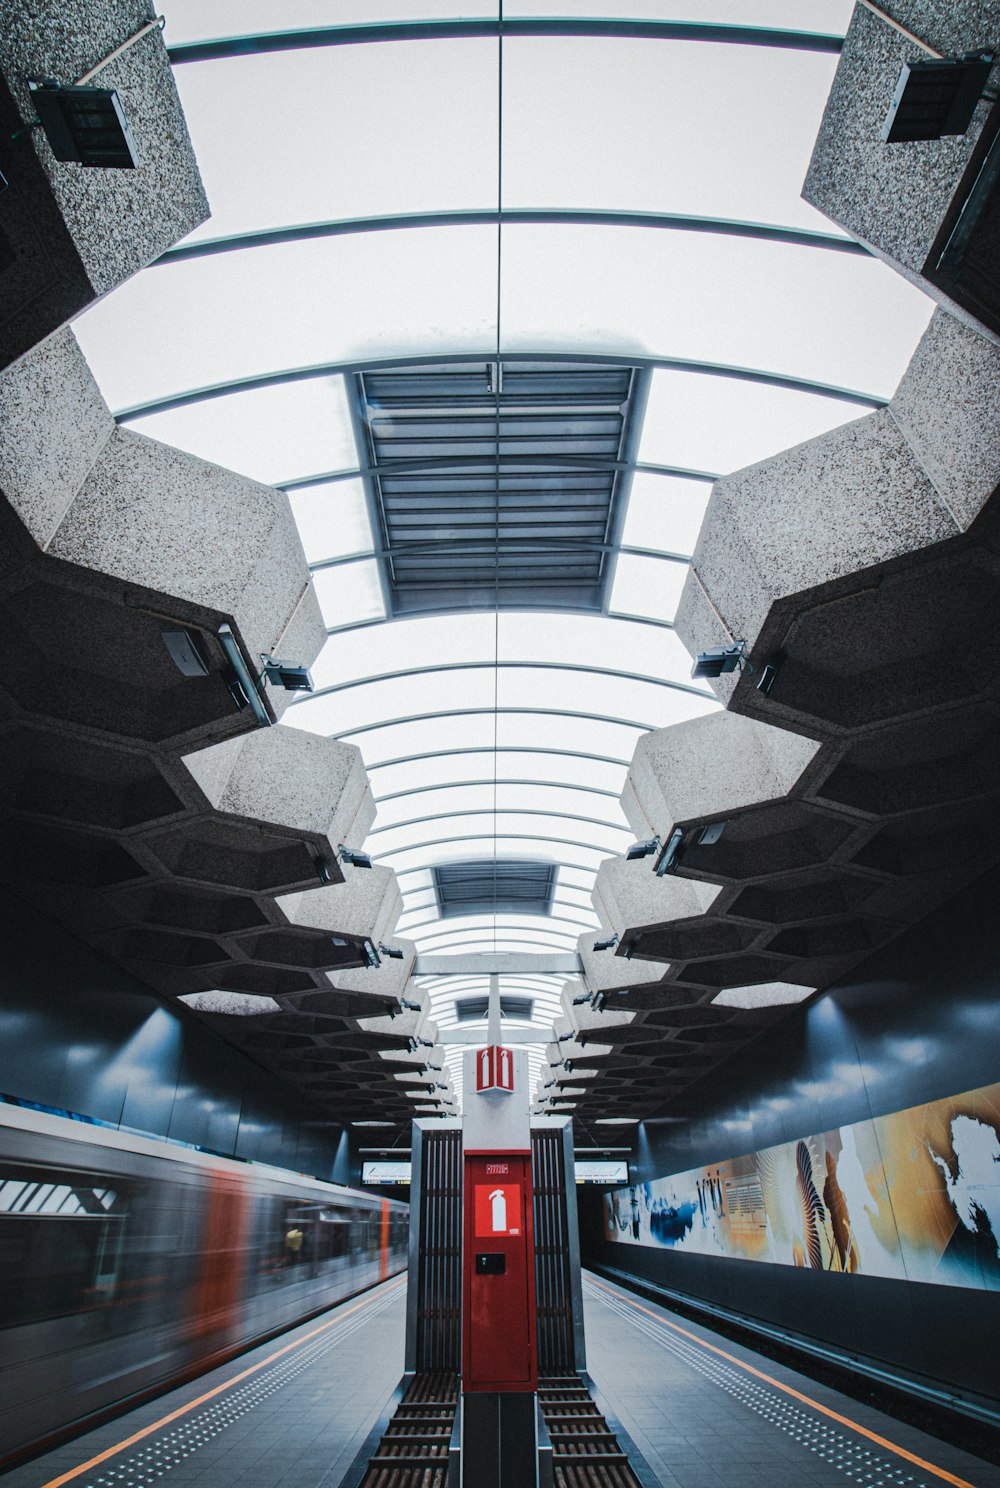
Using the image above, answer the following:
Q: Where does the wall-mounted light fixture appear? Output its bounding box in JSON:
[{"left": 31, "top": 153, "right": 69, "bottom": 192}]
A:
[
  {"left": 692, "top": 640, "right": 747, "bottom": 680},
  {"left": 592, "top": 934, "right": 618, "bottom": 952},
  {"left": 882, "top": 56, "right": 995, "bottom": 141},
  {"left": 756, "top": 653, "right": 783, "bottom": 695},
  {"left": 162, "top": 629, "right": 209, "bottom": 677},
  {"left": 339, "top": 844, "right": 373, "bottom": 869},
  {"left": 16, "top": 18, "right": 165, "bottom": 165},
  {"left": 27, "top": 80, "right": 139, "bottom": 166},
  {"left": 218, "top": 624, "right": 271, "bottom": 727},
  {"left": 260, "top": 652, "right": 314, "bottom": 693},
  {"left": 656, "top": 820, "right": 725, "bottom": 875},
  {"left": 655, "top": 826, "right": 685, "bottom": 876},
  {"left": 625, "top": 836, "right": 660, "bottom": 861}
]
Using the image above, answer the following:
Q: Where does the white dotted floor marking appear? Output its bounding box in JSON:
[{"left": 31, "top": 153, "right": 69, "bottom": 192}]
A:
[
  {"left": 584, "top": 1281, "right": 935, "bottom": 1488},
  {"left": 81, "top": 1284, "right": 402, "bottom": 1488}
]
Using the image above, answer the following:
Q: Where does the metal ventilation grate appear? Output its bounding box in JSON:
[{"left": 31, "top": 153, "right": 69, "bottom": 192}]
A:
[
  {"left": 432, "top": 859, "right": 557, "bottom": 918},
  {"left": 455, "top": 995, "right": 535, "bottom": 1023},
  {"left": 353, "top": 360, "right": 648, "bottom": 615}
]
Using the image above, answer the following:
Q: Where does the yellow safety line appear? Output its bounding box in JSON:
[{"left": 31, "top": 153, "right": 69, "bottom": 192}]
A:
[
  {"left": 40, "top": 1277, "right": 406, "bottom": 1488},
  {"left": 588, "top": 1276, "right": 979, "bottom": 1488}
]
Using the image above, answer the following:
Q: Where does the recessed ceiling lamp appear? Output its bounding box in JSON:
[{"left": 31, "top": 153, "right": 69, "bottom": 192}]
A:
[{"left": 712, "top": 982, "right": 816, "bottom": 1010}]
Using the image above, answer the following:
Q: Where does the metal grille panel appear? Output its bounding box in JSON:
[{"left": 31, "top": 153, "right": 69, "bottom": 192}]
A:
[
  {"left": 433, "top": 859, "right": 557, "bottom": 918},
  {"left": 414, "top": 1129, "right": 462, "bottom": 1372},
  {"left": 354, "top": 362, "right": 644, "bottom": 614},
  {"left": 455, "top": 994, "right": 534, "bottom": 1023},
  {"left": 532, "top": 1126, "right": 578, "bottom": 1373}
]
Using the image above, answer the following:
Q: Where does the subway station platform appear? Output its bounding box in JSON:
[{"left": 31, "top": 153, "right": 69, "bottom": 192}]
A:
[{"left": 6, "top": 1273, "right": 998, "bottom": 1488}]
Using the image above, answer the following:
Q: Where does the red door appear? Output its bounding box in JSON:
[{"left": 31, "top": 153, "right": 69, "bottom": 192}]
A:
[{"left": 462, "top": 1153, "right": 537, "bottom": 1392}]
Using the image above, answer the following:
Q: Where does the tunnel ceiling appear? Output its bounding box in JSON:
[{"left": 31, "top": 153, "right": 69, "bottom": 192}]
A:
[{"left": 69, "top": 0, "right": 936, "bottom": 1114}]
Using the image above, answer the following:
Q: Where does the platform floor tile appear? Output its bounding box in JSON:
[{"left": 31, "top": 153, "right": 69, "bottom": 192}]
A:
[{"left": 582, "top": 1272, "right": 1000, "bottom": 1488}]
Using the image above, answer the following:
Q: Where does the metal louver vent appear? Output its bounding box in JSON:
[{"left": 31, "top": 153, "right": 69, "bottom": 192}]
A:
[
  {"left": 455, "top": 995, "right": 535, "bottom": 1023},
  {"left": 353, "top": 360, "right": 647, "bottom": 615},
  {"left": 432, "top": 859, "right": 557, "bottom": 918}
]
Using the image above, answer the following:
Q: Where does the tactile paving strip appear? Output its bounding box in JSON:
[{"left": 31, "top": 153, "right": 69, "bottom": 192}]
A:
[
  {"left": 81, "top": 1285, "right": 403, "bottom": 1488},
  {"left": 585, "top": 1280, "right": 934, "bottom": 1488}
]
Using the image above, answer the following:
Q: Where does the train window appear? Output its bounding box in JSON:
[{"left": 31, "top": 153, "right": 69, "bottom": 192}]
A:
[
  {"left": 272, "top": 1201, "right": 351, "bottom": 1272},
  {"left": 0, "top": 1166, "right": 128, "bottom": 1329},
  {"left": 315, "top": 1205, "right": 349, "bottom": 1264},
  {"left": 281, "top": 1205, "right": 310, "bottom": 1268}
]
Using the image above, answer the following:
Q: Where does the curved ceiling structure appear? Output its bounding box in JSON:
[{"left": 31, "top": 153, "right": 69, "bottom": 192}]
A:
[{"left": 71, "top": 0, "right": 935, "bottom": 1108}]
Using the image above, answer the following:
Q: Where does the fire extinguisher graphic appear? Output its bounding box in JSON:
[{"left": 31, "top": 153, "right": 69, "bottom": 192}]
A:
[{"left": 489, "top": 1188, "right": 507, "bottom": 1233}]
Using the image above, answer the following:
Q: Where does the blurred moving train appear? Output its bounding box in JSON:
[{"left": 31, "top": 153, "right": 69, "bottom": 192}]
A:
[{"left": 0, "top": 1102, "right": 409, "bottom": 1467}]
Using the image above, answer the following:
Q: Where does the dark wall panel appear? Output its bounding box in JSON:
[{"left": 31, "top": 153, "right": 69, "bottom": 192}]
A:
[
  {"left": 0, "top": 886, "right": 345, "bottom": 1180},
  {"left": 579, "top": 865, "right": 1000, "bottom": 1413}
]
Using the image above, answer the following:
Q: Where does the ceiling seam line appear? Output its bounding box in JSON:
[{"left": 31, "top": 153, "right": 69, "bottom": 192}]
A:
[
  {"left": 319, "top": 609, "right": 682, "bottom": 637},
  {"left": 368, "top": 806, "right": 630, "bottom": 835},
  {"left": 292, "top": 659, "right": 713, "bottom": 703},
  {"left": 373, "top": 778, "right": 621, "bottom": 803},
  {"left": 328, "top": 700, "right": 710, "bottom": 739},
  {"left": 154, "top": 212, "right": 868, "bottom": 265},
  {"left": 307, "top": 547, "right": 694, "bottom": 572},
  {"left": 115, "top": 361, "right": 886, "bottom": 422},
  {"left": 279, "top": 459, "right": 722, "bottom": 491},
  {"left": 166, "top": 19, "right": 845, "bottom": 64},
  {"left": 364, "top": 744, "right": 633, "bottom": 770}
]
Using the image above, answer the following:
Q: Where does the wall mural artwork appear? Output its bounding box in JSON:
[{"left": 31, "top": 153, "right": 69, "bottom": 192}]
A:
[{"left": 604, "top": 1080, "right": 1000, "bottom": 1291}]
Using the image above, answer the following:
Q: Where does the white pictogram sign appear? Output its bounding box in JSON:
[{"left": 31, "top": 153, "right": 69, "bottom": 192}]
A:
[
  {"left": 489, "top": 1188, "right": 507, "bottom": 1232},
  {"left": 475, "top": 1045, "right": 515, "bottom": 1094}
]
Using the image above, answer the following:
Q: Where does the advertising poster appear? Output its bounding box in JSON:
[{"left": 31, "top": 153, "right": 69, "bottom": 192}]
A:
[{"left": 603, "top": 1079, "right": 1000, "bottom": 1291}]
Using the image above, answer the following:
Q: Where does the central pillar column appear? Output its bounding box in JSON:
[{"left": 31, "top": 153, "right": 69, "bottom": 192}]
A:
[{"left": 459, "top": 978, "right": 539, "bottom": 1486}]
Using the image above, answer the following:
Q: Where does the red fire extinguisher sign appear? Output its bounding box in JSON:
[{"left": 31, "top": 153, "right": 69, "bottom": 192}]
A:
[
  {"left": 475, "top": 1045, "right": 515, "bottom": 1093},
  {"left": 474, "top": 1182, "right": 522, "bottom": 1237}
]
